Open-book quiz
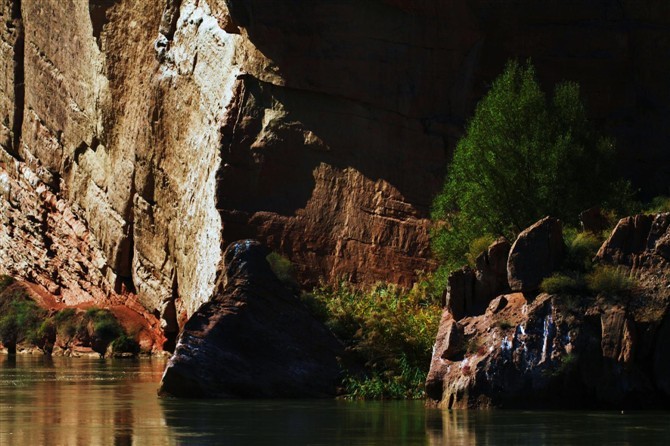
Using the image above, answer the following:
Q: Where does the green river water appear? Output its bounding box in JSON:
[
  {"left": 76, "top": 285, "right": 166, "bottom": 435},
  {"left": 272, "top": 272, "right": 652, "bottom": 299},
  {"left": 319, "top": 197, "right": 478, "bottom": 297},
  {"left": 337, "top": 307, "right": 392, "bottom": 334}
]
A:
[{"left": 1, "top": 355, "right": 669, "bottom": 445}]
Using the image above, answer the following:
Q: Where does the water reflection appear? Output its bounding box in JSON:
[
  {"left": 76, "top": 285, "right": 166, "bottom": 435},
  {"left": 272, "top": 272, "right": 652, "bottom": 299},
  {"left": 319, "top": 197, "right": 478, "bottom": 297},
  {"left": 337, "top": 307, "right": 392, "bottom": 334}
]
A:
[
  {"left": 160, "top": 399, "right": 428, "bottom": 445},
  {"left": 2, "top": 356, "right": 670, "bottom": 445},
  {"left": 0, "top": 355, "right": 170, "bottom": 446},
  {"left": 425, "top": 408, "right": 670, "bottom": 445}
]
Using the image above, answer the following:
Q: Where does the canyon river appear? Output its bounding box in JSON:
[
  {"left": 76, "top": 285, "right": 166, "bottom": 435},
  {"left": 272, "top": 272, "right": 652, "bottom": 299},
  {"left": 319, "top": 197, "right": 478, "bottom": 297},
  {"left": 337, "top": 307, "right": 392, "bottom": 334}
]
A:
[{"left": 1, "top": 355, "right": 669, "bottom": 445}]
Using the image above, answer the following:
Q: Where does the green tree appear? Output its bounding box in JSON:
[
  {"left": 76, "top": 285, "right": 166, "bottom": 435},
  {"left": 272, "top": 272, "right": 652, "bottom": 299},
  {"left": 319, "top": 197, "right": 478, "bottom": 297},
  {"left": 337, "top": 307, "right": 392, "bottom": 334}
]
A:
[
  {"left": 0, "top": 299, "right": 45, "bottom": 354},
  {"left": 432, "top": 60, "right": 626, "bottom": 272}
]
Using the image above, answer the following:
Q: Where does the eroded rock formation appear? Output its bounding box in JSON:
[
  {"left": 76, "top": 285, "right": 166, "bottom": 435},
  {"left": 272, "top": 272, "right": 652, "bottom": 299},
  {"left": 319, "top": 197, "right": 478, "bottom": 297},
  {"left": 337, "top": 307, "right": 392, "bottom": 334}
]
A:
[
  {"left": 445, "top": 238, "right": 510, "bottom": 320},
  {"left": 2, "top": 0, "right": 670, "bottom": 336},
  {"left": 427, "top": 214, "right": 670, "bottom": 409},
  {"left": 159, "top": 240, "right": 343, "bottom": 398}
]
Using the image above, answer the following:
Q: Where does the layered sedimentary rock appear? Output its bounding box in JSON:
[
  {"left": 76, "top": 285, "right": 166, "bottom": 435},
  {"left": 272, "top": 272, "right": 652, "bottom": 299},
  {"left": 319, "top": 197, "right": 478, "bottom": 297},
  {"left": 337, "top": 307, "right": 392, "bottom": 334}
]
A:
[
  {"left": 159, "top": 240, "right": 343, "bottom": 398},
  {"left": 427, "top": 214, "right": 670, "bottom": 409},
  {"left": 2, "top": 0, "right": 670, "bottom": 334}
]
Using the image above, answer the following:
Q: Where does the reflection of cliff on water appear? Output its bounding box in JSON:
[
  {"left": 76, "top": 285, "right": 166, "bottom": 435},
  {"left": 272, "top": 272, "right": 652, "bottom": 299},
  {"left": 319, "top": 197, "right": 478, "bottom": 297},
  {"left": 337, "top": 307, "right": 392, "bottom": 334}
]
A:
[
  {"left": 0, "top": 356, "right": 170, "bottom": 446},
  {"left": 159, "top": 399, "right": 429, "bottom": 445},
  {"left": 426, "top": 409, "right": 670, "bottom": 446}
]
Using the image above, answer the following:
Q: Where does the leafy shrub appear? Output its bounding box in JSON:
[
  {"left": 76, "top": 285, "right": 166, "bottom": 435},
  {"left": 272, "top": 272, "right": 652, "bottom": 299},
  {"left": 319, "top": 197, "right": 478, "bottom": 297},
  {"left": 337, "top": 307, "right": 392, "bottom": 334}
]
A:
[
  {"left": 541, "top": 273, "right": 586, "bottom": 295},
  {"left": 53, "top": 308, "right": 78, "bottom": 341},
  {"left": 496, "top": 320, "right": 514, "bottom": 330},
  {"left": 0, "top": 298, "right": 45, "bottom": 352},
  {"left": 111, "top": 334, "right": 140, "bottom": 355},
  {"left": 342, "top": 355, "right": 426, "bottom": 399},
  {"left": 466, "top": 234, "right": 496, "bottom": 267},
  {"left": 431, "top": 59, "right": 629, "bottom": 272},
  {"left": 564, "top": 232, "right": 602, "bottom": 272},
  {"left": 547, "top": 352, "right": 579, "bottom": 378},
  {"left": 54, "top": 308, "right": 76, "bottom": 324},
  {"left": 94, "top": 319, "right": 123, "bottom": 341},
  {"left": 586, "top": 265, "right": 635, "bottom": 296},
  {"left": 644, "top": 196, "right": 670, "bottom": 214},
  {"left": 30, "top": 318, "right": 57, "bottom": 354},
  {"left": 302, "top": 280, "right": 441, "bottom": 399},
  {"left": 266, "top": 252, "right": 298, "bottom": 288},
  {"left": 85, "top": 307, "right": 124, "bottom": 341},
  {"left": 0, "top": 275, "right": 15, "bottom": 293}
]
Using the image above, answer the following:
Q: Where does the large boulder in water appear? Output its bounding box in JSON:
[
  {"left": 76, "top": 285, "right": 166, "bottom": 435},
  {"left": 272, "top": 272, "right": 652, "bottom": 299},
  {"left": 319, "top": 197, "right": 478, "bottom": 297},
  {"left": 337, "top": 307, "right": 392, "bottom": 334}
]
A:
[{"left": 159, "top": 240, "right": 344, "bottom": 398}]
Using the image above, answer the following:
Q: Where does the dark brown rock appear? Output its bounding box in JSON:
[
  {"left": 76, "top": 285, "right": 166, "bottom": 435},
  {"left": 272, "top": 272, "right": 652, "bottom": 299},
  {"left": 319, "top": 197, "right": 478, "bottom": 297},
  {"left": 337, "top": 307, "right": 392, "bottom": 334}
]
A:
[
  {"left": 445, "top": 238, "right": 511, "bottom": 320},
  {"left": 654, "top": 314, "right": 670, "bottom": 397},
  {"left": 645, "top": 213, "right": 670, "bottom": 250},
  {"left": 473, "top": 238, "right": 511, "bottom": 311},
  {"left": 601, "top": 307, "right": 635, "bottom": 365},
  {"left": 646, "top": 213, "right": 670, "bottom": 262},
  {"left": 655, "top": 232, "right": 670, "bottom": 262},
  {"left": 159, "top": 240, "right": 344, "bottom": 398},
  {"left": 487, "top": 295, "right": 508, "bottom": 314},
  {"left": 425, "top": 311, "right": 464, "bottom": 403},
  {"left": 507, "top": 217, "right": 565, "bottom": 294},
  {"left": 580, "top": 207, "right": 610, "bottom": 234},
  {"left": 445, "top": 267, "right": 474, "bottom": 320},
  {"left": 436, "top": 312, "right": 465, "bottom": 361},
  {"left": 596, "top": 214, "right": 654, "bottom": 266}
]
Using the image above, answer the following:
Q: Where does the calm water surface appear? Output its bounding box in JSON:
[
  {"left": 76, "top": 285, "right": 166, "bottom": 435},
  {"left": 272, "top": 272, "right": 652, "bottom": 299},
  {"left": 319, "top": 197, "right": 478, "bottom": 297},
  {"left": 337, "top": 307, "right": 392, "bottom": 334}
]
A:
[{"left": 1, "top": 355, "right": 670, "bottom": 445}]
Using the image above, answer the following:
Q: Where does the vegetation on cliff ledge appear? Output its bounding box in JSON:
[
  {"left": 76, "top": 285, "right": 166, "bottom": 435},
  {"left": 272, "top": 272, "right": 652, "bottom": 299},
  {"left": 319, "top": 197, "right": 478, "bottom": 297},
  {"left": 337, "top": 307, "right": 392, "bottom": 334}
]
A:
[{"left": 431, "top": 60, "right": 631, "bottom": 280}]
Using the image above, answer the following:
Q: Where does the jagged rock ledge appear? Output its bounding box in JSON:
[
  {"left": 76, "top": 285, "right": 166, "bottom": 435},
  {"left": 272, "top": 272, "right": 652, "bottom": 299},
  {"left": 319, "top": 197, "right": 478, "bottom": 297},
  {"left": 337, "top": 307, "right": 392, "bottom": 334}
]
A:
[{"left": 426, "top": 214, "right": 670, "bottom": 409}]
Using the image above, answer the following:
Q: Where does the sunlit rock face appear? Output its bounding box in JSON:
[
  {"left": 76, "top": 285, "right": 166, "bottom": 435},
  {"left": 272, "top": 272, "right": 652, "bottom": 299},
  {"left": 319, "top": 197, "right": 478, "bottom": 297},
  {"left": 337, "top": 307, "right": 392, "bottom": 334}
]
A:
[{"left": 2, "top": 0, "right": 670, "bottom": 334}]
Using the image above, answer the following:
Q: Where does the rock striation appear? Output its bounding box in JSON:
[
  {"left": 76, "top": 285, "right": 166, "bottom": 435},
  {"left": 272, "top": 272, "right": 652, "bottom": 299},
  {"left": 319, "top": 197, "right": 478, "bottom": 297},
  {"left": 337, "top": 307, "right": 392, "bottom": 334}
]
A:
[
  {"left": 159, "top": 240, "right": 344, "bottom": 398},
  {"left": 427, "top": 214, "right": 670, "bottom": 409},
  {"left": 2, "top": 0, "right": 670, "bottom": 336}
]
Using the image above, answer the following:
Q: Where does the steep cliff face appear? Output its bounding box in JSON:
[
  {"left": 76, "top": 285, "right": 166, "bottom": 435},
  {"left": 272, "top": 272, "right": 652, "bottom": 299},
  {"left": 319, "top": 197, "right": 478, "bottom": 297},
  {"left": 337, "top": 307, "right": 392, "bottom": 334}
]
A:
[{"left": 2, "top": 0, "right": 670, "bottom": 336}]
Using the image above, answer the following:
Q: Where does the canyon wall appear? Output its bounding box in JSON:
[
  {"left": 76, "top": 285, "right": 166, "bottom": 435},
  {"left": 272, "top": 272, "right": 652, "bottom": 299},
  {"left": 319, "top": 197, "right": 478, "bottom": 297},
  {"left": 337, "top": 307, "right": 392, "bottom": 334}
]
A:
[{"left": 1, "top": 0, "right": 669, "bottom": 337}]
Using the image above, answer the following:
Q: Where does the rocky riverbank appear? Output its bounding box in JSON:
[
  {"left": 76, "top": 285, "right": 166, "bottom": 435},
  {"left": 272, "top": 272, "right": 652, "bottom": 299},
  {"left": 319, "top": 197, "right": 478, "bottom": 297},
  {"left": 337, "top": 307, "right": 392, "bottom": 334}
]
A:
[
  {"left": 426, "top": 213, "right": 670, "bottom": 409},
  {"left": 0, "top": 277, "right": 166, "bottom": 357}
]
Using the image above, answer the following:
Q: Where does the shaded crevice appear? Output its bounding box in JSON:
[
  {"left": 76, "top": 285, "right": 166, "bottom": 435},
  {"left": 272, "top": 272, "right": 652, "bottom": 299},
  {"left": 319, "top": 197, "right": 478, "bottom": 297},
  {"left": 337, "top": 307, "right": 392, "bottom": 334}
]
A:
[
  {"left": 117, "top": 223, "right": 136, "bottom": 294},
  {"left": 88, "top": 0, "right": 119, "bottom": 51},
  {"left": 216, "top": 75, "right": 252, "bottom": 212},
  {"left": 11, "top": 0, "right": 24, "bottom": 157},
  {"left": 159, "top": 0, "right": 182, "bottom": 41},
  {"left": 115, "top": 161, "right": 137, "bottom": 294},
  {"left": 41, "top": 206, "right": 55, "bottom": 259},
  {"left": 224, "top": 0, "right": 252, "bottom": 29},
  {"left": 162, "top": 273, "right": 180, "bottom": 352}
]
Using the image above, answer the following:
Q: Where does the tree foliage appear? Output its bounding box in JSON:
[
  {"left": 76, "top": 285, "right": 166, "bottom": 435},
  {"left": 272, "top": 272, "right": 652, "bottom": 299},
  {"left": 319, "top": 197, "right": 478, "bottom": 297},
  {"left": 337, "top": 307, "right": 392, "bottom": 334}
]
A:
[
  {"left": 432, "top": 60, "right": 627, "bottom": 271},
  {"left": 0, "top": 298, "right": 45, "bottom": 352}
]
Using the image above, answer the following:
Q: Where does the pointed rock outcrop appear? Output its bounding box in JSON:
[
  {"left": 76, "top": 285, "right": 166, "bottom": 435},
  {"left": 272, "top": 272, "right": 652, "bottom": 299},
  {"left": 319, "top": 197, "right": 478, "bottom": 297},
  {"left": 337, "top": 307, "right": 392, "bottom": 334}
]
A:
[{"left": 159, "top": 240, "right": 344, "bottom": 398}]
